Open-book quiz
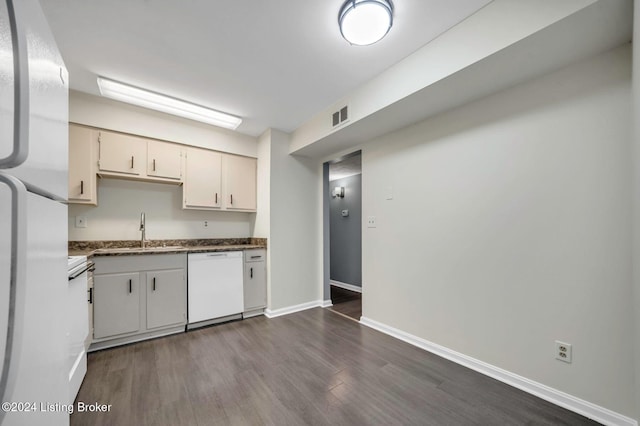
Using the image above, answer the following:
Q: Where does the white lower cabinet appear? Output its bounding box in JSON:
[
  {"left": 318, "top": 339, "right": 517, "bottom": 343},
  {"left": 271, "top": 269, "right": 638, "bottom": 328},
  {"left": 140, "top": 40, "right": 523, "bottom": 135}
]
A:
[
  {"left": 243, "top": 249, "right": 267, "bottom": 315},
  {"left": 93, "top": 272, "right": 140, "bottom": 339},
  {"left": 147, "top": 269, "right": 186, "bottom": 329},
  {"left": 90, "top": 249, "right": 267, "bottom": 349},
  {"left": 90, "top": 254, "right": 186, "bottom": 351}
]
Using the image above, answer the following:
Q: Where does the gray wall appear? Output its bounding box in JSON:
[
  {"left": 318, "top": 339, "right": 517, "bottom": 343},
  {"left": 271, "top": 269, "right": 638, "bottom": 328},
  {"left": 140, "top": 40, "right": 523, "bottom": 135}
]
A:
[
  {"left": 330, "top": 174, "right": 362, "bottom": 286},
  {"left": 268, "top": 130, "right": 322, "bottom": 310},
  {"left": 361, "top": 45, "right": 634, "bottom": 416}
]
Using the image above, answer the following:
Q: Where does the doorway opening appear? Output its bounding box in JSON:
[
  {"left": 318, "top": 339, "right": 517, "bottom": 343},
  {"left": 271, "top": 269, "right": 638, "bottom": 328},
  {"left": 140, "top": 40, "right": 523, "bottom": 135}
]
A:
[{"left": 325, "top": 151, "right": 362, "bottom": 321}]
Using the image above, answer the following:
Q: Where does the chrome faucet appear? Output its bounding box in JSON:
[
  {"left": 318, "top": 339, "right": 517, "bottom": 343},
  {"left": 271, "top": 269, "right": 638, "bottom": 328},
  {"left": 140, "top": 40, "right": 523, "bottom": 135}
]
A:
[{"left": 140, "top": 212, "right": 146, "bottom": 249}]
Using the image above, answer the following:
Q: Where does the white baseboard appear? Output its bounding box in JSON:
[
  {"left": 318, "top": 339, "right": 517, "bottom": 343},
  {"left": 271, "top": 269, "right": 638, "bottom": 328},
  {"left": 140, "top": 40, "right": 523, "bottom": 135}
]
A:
[
  {"left": 330, "top": 280, "right": 362, "bottom": 293},
  {"left": 359, "top": 316, "right": 637, "bottom": 426},
  {"left": 264, "top": 300, "right": 324, "bottom": 318},
  {"left": 321, "top": 299, "right": 333, "bottom": 308}
]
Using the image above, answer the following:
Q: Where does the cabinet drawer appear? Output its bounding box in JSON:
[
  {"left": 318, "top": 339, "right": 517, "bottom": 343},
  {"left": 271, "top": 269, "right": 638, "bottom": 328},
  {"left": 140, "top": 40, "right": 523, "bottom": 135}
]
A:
[{"left": 244, "top": 249, "right": 266, "bottom": 263}]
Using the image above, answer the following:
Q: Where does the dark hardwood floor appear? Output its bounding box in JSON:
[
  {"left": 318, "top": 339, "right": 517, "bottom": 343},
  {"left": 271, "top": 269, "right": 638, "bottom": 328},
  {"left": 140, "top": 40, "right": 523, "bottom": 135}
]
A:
[
  {"left": 329, "top": 285, "right": 362, "bottom": 321},
  {"left": 72, "top": 308, "right": 598, "bottom": 425}
]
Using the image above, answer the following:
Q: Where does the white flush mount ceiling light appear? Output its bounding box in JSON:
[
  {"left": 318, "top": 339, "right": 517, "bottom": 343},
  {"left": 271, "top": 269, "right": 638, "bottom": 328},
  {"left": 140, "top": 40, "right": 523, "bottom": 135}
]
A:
[
  {"left": 96, "top": 77, "right": 242, "bottom": 130},
  {"left": 339, "top": 0, "right": 394, "bottom": 46}
]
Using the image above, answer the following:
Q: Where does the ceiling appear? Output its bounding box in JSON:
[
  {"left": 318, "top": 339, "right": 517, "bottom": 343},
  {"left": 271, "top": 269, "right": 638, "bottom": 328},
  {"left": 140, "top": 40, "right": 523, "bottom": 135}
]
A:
[
  {"left": 39, "top": 0, "right": 491, "bottom": 137},
  {"left": 291, "top": 0, "right": 633, "bottom": 158},
  {"left": 329, "top": 152, "right": 361, "bottom": 181}
]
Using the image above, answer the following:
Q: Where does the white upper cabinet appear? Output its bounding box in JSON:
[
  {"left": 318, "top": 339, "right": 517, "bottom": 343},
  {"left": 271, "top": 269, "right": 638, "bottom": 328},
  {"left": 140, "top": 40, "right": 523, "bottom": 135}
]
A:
[
  {"left": 68, "top": 124, "right": 97, "bottom": 205},
  {"left": 183, "top": 147, "right": 222, "bottom": 209},
  {"left": 98, "top": 131, "right": 146, "bottom": 176},
  {"left": 97, "top": 129, "right": 183, "bottom": 184},
  {"left": 69, "top": 126, "right": 256, "bottom": 212},
  {"left": 223, "top": 154, "right": 256, "bottom": 211},
  {"left": 147, "top": 140, "right": 182, "bottom": 180}
]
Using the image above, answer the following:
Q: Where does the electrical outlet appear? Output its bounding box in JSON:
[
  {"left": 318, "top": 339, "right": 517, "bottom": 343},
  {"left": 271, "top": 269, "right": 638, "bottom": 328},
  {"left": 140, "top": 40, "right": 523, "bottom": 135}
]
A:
[
  {"left": 555, "top": 341, "right": 572, "bottom": 363},
  {"left": 75, "top": 216, "right": 87, "bottom": 228},
  {"left": 367, "top": 216, "right": 377, "bottom": 228},
  {"left": 204, "top": 221, "right": 208, "bottom": 227}
]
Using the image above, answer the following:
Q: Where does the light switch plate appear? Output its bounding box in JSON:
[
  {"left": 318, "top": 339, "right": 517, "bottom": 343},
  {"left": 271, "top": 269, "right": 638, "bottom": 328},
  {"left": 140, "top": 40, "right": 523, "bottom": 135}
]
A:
[
  {"left": 75, "top": 216, "right": 87, "bottom": 228},
  {"left": 385, "top": 186, "right": 393, "bottom": 200}
]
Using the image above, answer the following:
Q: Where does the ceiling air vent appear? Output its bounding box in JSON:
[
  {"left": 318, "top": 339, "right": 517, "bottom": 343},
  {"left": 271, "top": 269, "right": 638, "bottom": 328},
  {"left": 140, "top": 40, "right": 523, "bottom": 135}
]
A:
[{"left": 331, "top": 105, "right": 350, "bottom": 128}]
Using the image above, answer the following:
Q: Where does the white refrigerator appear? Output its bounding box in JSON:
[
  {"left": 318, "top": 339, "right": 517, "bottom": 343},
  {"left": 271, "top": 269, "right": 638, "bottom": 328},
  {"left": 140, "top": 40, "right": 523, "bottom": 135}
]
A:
[{"left": 0, "top": 0, "right": 69, "bottom": 425}]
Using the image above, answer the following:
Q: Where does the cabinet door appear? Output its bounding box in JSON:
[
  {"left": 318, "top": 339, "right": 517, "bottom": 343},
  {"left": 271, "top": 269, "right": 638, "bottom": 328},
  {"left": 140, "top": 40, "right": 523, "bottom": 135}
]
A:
[
  {"left": 147, "top": 140, "right": 182, "bottom": 180},
  {"left": 68, "top": 124, "right": 97, "bottom": 204},
  {"left": 146, "top": 269, "right": 186, "bottom": 329},
  {"left": 86, "top": 273, "right": 93, "bottom": 350},
  {"left": 93, "top": 272, "right": 140, "bottom": 339},
  {"left": 98, "top": 130, "right": 146, "bottom": 175},
  {"left": 184, "top": 147, "right": 222, "bottom": 209},
  {"left": 244, "top": 262, "right": 266, "bottom": 311},
  {"left": 224, "top": 154, "right": 256, "bottom": 211}
]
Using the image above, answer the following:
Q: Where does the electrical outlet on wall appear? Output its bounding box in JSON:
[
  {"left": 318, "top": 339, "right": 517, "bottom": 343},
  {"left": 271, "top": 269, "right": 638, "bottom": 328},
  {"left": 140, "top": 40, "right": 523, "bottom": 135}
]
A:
[
  {"left": 555, "top": 341, "right": 572, "bottom": 363},
  {"left": 75, "top": 216, "right": 87, "bottom": 228},
  {"left": 367, "top": 216, "right": 377, "bottom": 228}
]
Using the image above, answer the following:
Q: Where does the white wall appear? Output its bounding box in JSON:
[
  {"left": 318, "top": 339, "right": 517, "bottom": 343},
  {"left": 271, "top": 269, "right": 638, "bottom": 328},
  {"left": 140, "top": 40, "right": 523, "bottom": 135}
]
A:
[
  {"left": 69, "top": 179, "right": 251, "bottom": 241},
  {"left": 632, "top": 0, "right": 640, "bottom": 419},
  {"left": 68, "top": 90, "right": 258, "bottom": 241},
  {"left": 268, "top": 130, "right": 322, "bottom": 310},
  {"left": 251, "top": 129, "right": 272, "bottom": 305},
  {"left": 361, "top": 45, "right": 634, "bottom": 417},
  {"left": 251, "top": 129, "right": 272, "bottom": 239},
  {"left": 290, "top": 0, "right": 598, "bottom": 153},
  {"left": 70, "top": 91, "right": 257, "bottom": 158}
]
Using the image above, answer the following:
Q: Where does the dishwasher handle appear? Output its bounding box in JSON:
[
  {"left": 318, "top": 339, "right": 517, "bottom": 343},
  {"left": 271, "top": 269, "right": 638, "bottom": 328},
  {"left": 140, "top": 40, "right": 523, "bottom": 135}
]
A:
[{"left": 188, "top": 251, "right": 243, "bottom": 261}]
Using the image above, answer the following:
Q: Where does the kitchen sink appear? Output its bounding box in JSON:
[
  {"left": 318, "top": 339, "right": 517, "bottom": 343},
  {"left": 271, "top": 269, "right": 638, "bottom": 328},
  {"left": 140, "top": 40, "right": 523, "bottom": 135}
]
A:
[
  {"left": 148, "top": 246, "right": 184, "bottom": 251},
  {"left": 94, "top": 246, "right": 184, "bottom": 253}
]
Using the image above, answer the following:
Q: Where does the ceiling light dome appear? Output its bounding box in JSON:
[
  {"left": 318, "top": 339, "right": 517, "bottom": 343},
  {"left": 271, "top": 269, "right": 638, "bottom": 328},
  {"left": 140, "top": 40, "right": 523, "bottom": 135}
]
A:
[{"left": 339, "top": 0, "right": 394, "bottom": 46}]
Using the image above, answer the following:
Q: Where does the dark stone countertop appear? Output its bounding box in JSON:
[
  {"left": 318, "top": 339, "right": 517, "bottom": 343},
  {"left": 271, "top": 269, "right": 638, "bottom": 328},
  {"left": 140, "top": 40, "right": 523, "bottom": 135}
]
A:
[{"left": 69, "top": 238, "right": 267, "bottom": 257}]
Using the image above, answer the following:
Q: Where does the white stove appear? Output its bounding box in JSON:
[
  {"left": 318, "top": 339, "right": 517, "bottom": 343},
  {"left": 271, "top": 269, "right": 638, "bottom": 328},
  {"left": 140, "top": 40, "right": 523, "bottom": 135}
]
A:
[
  {"left": 66, "top": 255, "right": 91, "bottom": 404},
  {"left": 68, "top": 255, "right": 86, "bottom": 275}
]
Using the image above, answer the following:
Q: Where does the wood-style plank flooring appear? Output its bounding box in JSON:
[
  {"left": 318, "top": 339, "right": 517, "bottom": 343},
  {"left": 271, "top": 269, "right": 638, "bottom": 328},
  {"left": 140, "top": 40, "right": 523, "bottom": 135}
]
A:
[
  {"left": 72, "top": 308, "right": 597, "bottom": 425},
  {"left": 329, "top": 285, "right": 362, "bottom": 321}
]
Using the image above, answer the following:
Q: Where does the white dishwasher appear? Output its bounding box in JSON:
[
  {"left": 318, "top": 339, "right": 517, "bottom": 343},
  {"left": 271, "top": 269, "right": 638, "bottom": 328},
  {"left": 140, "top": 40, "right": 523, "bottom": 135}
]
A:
[{"left": 187, "top": 251, "right": 244, "bottom": 329}]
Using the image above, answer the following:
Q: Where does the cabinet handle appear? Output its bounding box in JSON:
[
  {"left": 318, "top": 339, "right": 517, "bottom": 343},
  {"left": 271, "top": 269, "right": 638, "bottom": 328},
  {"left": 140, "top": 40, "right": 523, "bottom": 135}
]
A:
[
  {"left": 131, "top": 156, "right": 134, "bottom": 169},
  {"left": 250, "top": 267, "right": 253, "bottom": 279},
  {"left": 153, "top": 277, "right": 156, "bottom": 291},
  {"left": 250, "top": 255, "right": 261, "bottom": 259},
  {"left": 80, "top": 180, "right": 84, "bottom": 195},
  {"left": 128, "top": 279, "right": 132, "bottom": 293},
  {"left": 215, "top": 192, "right": 218, "bottom": 204},
  {"left": 153, "top": 159, "right": 156, "bottom": 171},
  {"left": 230, "top": 194, "right": 233, "bottom": 205},
  {"left": 88, "top": 288, "right": 93, "bottom": 304}
]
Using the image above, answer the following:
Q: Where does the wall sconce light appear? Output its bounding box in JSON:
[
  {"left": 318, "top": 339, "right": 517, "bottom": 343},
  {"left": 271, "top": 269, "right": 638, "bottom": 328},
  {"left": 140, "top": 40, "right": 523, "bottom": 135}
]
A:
[{"left": 333, "top": 186, "right": 345, "bottom": 198}]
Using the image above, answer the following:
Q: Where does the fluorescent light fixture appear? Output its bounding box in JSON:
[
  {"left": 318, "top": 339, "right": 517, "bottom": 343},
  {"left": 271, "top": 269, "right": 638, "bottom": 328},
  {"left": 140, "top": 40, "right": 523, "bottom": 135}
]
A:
[
  {"left": 96, "top": 77, "right": 242, "bottom": 130},
  {"left": 339, "top": 0, "right": 393, "bottom": 46}
]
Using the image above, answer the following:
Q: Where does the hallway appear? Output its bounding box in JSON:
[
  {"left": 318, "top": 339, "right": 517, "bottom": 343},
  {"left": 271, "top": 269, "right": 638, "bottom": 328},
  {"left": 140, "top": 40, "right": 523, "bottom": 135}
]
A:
[{"left": 329, "top": 285, "right": 361, "bottom": 321}]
